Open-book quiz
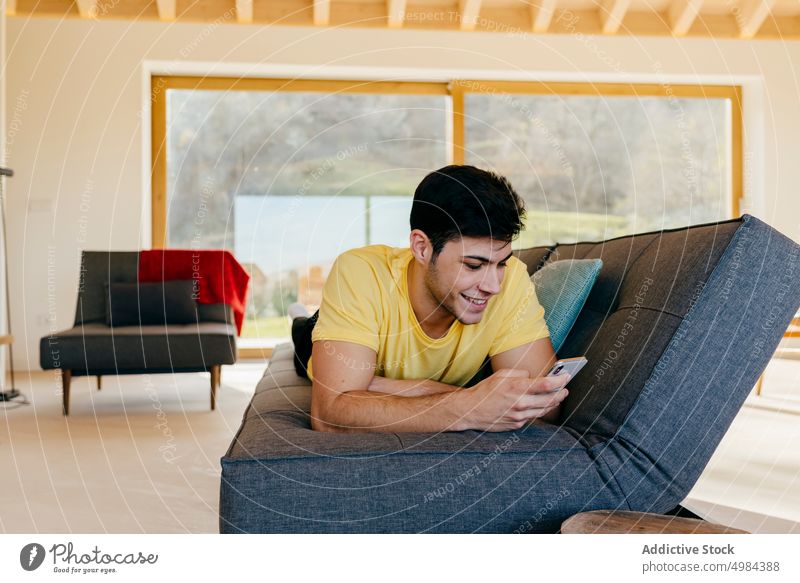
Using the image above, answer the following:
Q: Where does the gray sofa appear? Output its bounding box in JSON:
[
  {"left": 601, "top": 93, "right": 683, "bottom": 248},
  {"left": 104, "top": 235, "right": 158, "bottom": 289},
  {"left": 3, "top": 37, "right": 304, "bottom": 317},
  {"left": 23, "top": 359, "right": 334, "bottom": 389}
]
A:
[
  {"left": 220, "top": 215, "right": 800, "bottom": 533},
  {"left": 40, "top": 251, "right": 238, "bottom": 415}
]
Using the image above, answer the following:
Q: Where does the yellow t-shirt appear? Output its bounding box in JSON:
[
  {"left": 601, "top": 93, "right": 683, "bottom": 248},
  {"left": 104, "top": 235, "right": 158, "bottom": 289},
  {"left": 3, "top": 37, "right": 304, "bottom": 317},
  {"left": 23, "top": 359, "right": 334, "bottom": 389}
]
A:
[{"left": 307, "top": 245, "right": 550, "bottom": 387}]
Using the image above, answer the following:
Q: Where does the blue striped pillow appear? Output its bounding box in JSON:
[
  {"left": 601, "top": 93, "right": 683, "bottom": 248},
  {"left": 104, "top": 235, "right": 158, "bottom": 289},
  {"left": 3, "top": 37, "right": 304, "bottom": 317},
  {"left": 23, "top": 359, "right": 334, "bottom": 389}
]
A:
[{"left": 531, "top": 259, "right": 603, "bottom": 353}]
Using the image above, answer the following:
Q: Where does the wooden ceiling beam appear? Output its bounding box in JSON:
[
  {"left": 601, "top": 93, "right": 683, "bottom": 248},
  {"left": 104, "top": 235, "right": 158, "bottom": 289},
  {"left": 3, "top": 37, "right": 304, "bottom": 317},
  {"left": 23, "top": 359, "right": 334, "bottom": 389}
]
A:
[
  {"left": 236, "top": 0, "right": 253, "bottom": 24},
  {"left": 313, "top": 0, "right": 331, "bottom": 26},
  {"left": 155, "top": 0, "right": 176, "bottom": 21},
  {"left": 75, "top": 0, "right": 97, "bottom": 18},
  {"left": 388, "top": 0, "right": 407, "bottom": 28},
  {"left": 738, "top": 0, "right": 777, "bottom": 38},
  {"left": 531, "top": 0, "right": 557, "bottom": 33},
  {"left": 7, "top": 0, "right": 796, "bottom": 40},
  {"left": 668, "top": 0, "right": 703, "bottom": 36},
  {"left": 459, "top": 0, "right": 482, "bottom": 31},
  {"left": 601, "top": 0, "right": 631, "bottom": 34}
]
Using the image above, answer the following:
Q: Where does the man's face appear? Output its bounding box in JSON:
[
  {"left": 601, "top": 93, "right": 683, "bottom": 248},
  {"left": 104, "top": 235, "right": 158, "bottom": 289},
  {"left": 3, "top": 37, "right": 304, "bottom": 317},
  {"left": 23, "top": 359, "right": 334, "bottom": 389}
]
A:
[{"left": 423, "top": 236, "right": 513, "bottom": 326}]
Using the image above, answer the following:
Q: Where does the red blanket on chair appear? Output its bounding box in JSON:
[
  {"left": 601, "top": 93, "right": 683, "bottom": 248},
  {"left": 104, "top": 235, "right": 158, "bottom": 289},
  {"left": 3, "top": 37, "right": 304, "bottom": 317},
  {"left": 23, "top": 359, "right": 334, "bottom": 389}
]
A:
[{"left": 139, "top": 249, "right": 250, "bottom": 334}]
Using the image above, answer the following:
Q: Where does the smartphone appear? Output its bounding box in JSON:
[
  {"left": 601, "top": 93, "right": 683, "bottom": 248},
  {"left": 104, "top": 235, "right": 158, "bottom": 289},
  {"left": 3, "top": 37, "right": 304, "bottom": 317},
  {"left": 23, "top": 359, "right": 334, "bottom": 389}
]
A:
[{"left": 546, "top": 356, "right": 588, "bottom": 380}]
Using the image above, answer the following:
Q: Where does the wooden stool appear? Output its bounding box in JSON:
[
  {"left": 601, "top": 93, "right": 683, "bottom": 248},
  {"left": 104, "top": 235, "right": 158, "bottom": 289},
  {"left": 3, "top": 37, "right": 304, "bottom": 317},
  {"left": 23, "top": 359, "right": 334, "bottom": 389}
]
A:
[{"left": 561, "top": 510, "right": 749, "bottom": 534}]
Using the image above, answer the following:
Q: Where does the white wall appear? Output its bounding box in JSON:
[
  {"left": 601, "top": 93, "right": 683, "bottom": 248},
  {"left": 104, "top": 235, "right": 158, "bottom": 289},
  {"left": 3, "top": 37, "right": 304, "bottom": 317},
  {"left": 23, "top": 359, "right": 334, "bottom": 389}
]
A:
[{"left": 5, "top": 16, "right": 800, "bottom": 370}]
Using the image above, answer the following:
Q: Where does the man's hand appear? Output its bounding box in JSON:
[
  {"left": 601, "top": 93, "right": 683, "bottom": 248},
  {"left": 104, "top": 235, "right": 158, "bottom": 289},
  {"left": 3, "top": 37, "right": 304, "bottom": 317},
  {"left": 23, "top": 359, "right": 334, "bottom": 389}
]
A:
[{"left": 458, "top": 368, "right": 570, "bottom": 431}]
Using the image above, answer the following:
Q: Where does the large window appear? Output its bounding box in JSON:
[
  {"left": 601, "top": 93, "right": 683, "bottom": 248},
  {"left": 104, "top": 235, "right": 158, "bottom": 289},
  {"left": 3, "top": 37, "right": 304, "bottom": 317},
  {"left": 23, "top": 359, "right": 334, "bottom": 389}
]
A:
[{"left": 152, "top": 77, "right": 741, "bottom": 352}]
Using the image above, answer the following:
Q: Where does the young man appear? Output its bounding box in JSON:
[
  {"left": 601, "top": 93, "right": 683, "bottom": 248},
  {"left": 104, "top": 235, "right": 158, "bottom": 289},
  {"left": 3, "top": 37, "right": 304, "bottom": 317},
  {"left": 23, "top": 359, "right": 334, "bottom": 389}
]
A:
[{"left": 296, "top": 165, "right": 570, "bottom": 434}]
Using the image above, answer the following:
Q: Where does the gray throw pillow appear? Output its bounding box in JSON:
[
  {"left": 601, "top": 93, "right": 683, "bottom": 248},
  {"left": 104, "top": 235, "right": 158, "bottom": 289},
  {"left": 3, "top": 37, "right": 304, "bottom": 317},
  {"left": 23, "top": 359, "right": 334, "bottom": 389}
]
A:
[{"left": 106, "top": 280, "right": 198, "bottom": 326}]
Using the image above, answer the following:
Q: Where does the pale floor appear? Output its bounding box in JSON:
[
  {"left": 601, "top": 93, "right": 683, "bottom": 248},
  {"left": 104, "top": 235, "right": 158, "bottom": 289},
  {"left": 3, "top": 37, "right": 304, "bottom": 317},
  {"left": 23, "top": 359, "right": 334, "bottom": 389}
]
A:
[{"left": 0, "top": 357, "right": 798, "bottom": 534}]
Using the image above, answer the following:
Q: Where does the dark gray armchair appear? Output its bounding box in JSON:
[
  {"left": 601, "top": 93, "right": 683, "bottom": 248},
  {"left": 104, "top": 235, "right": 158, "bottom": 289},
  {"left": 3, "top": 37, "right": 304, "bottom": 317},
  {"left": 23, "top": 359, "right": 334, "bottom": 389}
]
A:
[{"left": 40, "top": 251, "right": 238, "bottom": 415}]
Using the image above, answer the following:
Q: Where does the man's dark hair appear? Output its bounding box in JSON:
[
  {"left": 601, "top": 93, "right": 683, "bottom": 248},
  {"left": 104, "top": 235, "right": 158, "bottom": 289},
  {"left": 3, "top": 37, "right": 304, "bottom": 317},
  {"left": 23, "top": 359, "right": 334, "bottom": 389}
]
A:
[{"left": 409, "top": 165, "right": 526, "bottom": 260}]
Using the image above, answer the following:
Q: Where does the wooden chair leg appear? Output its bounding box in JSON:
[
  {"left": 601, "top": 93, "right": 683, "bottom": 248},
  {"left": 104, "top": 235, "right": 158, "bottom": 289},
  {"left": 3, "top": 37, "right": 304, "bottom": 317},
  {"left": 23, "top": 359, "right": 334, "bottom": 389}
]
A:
[
  {"left": 97, "top": 375, "right": 102, "bottom": 391},
  {"left": 755, "top": 373, "right": 764, "bottom": 396},
  {"left": 210, "top": 365, "right": 220, "bottom": 411},
  {"left": 61, "top": 369, "right": 72, "bottom": 416}
]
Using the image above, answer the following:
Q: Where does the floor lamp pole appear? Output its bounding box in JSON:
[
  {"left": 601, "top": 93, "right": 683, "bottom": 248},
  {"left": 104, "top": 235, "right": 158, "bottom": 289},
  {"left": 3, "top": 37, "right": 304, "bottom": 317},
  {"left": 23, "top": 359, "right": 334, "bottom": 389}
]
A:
[{"left": 0, "top": 166, "right": 17, "bottom": 401}]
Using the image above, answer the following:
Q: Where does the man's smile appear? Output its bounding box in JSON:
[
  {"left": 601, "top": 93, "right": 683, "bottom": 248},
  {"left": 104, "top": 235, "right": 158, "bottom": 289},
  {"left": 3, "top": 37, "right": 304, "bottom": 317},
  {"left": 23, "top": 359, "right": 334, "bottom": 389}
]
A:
[{"left": 460, "top": 293, "right": 489, "bottom": 309}]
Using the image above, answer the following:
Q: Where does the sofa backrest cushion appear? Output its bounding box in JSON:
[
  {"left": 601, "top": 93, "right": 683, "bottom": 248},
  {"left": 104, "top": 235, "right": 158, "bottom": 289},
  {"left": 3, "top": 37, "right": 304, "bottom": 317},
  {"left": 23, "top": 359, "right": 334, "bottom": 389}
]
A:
[
  {"left": 106, "top": 280, "right": 199, "bottom": 326},
  {"left": 514, "top": 246, "right": 552, "bottom": 275},
  {"left": 197, "top": 303, "right": 235, "bottom": 324},
  {"left": 541, "top": 219, "right": 741, "bottom": 444},
  {"left": 75, "top": 251, "right": 140, "bottom": 325}
]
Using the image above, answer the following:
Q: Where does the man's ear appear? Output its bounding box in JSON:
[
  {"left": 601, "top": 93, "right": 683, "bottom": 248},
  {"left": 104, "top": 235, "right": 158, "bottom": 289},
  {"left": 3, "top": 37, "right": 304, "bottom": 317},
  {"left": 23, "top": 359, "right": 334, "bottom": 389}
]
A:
[{"left": 409, "top": 229, "right": 432, "bottom": 264}]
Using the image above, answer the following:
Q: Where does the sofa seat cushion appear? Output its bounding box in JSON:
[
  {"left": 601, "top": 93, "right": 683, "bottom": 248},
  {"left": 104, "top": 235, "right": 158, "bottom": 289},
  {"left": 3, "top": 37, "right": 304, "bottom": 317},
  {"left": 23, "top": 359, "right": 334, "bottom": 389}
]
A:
[
  {"left": 220, "top": 419, "right": 614, "bottom": 533},
  {"left": 106, "top": 280, "right": 199, "bottom": 326},
  {"left": 224, "top": 350, "right": 621, "bottom": 533},
  {"left": 40, "top": 322, "right": 237, "bottom": 372},
  {"left": 221, "top": 342, "right": 625, "bottom": 533}
]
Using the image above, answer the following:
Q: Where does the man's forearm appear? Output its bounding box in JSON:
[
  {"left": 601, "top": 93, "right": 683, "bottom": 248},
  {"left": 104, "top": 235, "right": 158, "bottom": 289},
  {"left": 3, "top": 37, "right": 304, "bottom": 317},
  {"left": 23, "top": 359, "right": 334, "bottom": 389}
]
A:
[
  {"left": 314, "top": 389, "right": 469, "bottom": 433},
  {"left": 367, "top": 376, "right": 460, "bottom": 397}
]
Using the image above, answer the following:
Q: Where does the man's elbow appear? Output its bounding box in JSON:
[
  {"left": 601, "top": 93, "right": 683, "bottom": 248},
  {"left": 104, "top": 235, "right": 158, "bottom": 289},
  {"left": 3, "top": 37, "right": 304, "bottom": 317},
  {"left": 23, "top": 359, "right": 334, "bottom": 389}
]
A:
[
  {"left": 310, "top": 391, "right": 341, "bottom": 433},
  {"left": 310, "top": 416, "right": 336, "bottom": 432},
  {"left": 310, "top": 409, "right": 340, "bottom": 433}
]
